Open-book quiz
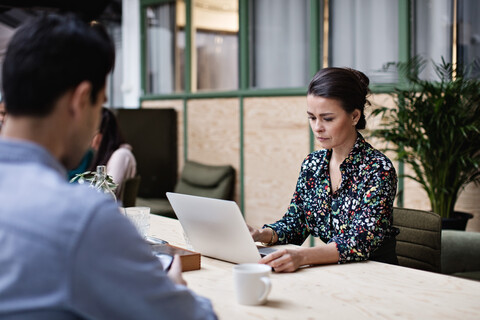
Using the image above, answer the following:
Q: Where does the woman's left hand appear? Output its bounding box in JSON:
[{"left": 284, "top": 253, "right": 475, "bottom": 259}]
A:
[{"left": 259, "top": 248, "right": 305, "bottom": 273}]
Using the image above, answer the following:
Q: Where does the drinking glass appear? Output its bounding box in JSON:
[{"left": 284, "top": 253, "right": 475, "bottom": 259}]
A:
[{"left": 124, "top": 206, "right": 151, "bottom": 238}]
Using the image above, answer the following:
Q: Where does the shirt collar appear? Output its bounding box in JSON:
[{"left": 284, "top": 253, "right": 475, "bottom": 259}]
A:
[
  {"left": 341, "top": 132, "right": 367, "bottom": 170},
  {"left": 0, "top": 138, "right": 67, "bottom": 177},
  {"left": 322, "top": 132, "right": 366, "bottom": 168}
]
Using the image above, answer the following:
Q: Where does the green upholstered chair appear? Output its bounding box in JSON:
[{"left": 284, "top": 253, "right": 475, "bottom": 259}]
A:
[
  {"left": 138, "top": 160, "right": 235, "bottom": 219},
  {"left": 392, "top": 207, "right": 442, "bottom": 273},
  {"left": 174, "top": 160, "right": 235, "bottom": 200},
  {"left": 120, "top": 175, "right": 141, "bottom": 208},
  {"left": 441, "top": 230, "right": 480, "bottom": 281}
]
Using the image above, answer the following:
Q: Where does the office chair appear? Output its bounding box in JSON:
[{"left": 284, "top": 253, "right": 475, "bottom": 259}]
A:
[
  {"left": 120, "top": 175, "right": 141, "bottom": 207},
  {"left": 393, "top": 207, "right": 442, "bottom": 273}
]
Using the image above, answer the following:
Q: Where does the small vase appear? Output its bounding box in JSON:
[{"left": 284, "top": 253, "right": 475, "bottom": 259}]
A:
[{"left": 90, "top": 165, "right": 117, "bottom": 202}]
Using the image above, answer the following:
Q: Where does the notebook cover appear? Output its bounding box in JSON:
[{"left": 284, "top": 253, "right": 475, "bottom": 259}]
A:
[{"left": 151, "top": 243, "right": 201, "bottom": 272}]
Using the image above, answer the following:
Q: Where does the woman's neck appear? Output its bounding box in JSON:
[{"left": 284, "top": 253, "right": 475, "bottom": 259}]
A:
[{"left": 330, "top": 131, "right": 358, "bottom": 165}]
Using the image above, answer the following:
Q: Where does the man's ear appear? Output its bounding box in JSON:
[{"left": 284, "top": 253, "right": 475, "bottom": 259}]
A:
[{"left": 69, "top": 81, "right": 92, "bottom": 116}]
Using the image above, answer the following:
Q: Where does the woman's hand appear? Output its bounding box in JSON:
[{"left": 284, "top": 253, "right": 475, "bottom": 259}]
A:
[
  {"left": 167, "top": 254, "right": 187, "bottom": 286},
  {"left": 259, "top": 248, "right": 305, "bottom": 273},
  {"left": 248, "top": 225, "right": 277, "bottom": 244},
  {"left": 260, "top": 243, "right": 340, "bottom": 272},
  {"left": 248, "top": 224, "right": 263, "bottom": 242}
]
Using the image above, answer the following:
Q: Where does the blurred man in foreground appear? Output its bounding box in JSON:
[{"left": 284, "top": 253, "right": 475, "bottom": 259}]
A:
[{"left": 0, "top": 13, "right": 216, "bottom": 320}]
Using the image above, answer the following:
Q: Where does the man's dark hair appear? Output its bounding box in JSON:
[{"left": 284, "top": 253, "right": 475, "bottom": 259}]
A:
[{"left": 2, "top": 13, "right": 115, "bottom": 117}]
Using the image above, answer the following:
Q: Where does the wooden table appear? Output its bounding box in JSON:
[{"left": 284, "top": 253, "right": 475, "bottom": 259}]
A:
[{"left": 148, "top": 214, "right": 480, "bottom": 319}]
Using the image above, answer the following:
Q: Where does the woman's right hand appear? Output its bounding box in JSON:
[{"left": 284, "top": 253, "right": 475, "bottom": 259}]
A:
[{"left": 248, "top": 224, "right": 262, "bottom": 242}]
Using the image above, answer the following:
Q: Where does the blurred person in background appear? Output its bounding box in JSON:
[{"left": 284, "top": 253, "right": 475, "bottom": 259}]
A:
[{"left": 89, "top": 106, "right": 136, "bottom": 197}]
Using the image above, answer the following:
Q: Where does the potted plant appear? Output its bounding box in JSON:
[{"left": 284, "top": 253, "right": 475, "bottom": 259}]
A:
[{"left": 372, "top": 57, "right": 480, "bottom": 229}]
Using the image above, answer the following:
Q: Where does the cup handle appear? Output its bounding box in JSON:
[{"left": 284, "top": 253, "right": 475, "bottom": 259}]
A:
[{"left": 258, "top": 277, "right": 272, "bottom": 303}]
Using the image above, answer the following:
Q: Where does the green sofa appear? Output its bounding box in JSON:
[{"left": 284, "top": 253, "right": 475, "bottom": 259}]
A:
[{"left": 441, "top": 230, "right": 480, "bottom": 281}]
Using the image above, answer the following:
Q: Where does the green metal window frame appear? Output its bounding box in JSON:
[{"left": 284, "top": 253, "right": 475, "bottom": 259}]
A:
[{"left": 138, "top": 0, "right": 412, "bottom": 212}]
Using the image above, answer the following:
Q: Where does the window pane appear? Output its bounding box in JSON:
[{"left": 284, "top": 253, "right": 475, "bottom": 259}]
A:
[
  {"left": 145, "top": 1, "right": 185, "bottom": 94},
  {"left": 106, "top": 23, "right": 123, "bottom": 107},
  {"left": 193, "top": 0, "right": 238, "bottom": 91},
  {"left": 330, "top": 0, "right": 399, "bottom": 83},
  {"left": 250, "top": 0, "right": 310, "bottom": 89},
  {"left": 414, "top": 0, "right": 452, "bottom": 80},
  {"left": 458, "top": 0, "right": 480, "bottom": 77}
]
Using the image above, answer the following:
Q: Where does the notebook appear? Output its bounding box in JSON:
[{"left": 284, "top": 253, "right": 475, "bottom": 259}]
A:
[{"left": 166, "top": 192, "right": 276, "bottom": 264}]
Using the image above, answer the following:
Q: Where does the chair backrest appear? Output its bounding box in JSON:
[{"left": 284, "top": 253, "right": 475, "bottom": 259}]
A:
[
  {"left": 121, "top": 175, "right": 142, "bottom": 207},
  {"left": 174, "top": 160, "right": 235, "bottom": 200},
  {"left": 393, "top": 207, "right": 442, "bottom": 273}
]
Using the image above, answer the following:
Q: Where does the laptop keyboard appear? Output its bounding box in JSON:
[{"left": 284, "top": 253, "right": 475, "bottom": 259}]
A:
[{"left": 257, "top": 246, "right": 277, "bottom": 257}]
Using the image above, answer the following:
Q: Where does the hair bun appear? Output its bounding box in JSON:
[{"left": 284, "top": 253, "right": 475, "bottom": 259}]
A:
[{"left": 347, "top": 68, "right": 370, "bottom": 93}]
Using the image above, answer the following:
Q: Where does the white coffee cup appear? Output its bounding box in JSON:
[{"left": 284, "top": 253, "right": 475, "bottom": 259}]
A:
[
  {"left": 124, "top": 206, "right": 151, "bottom": 238},
  {"left": 233, "top": 263, "right": 272, "bottom": 305}
]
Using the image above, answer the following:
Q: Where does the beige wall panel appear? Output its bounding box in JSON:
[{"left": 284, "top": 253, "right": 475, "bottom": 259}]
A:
[
  {"left": 456, "top": 183, "right": 480, "bottom": 231},
  {"left": 365, "top": 93, "right": 396, "bottom": 132},
  {"left": 187, "top": 99, "right": 240, "bottom": 202},
  {"left": 401, "top": 166, "right": 431, "bottom": 210},
  {"left": 366, "top": 93, "right": 405, "bottom": 208},
  {"left": 142, "top": 100, "right": 184, "bottom": 176},
  {"left": 244, "top": 97, "right": 310, "bottom": 228}
]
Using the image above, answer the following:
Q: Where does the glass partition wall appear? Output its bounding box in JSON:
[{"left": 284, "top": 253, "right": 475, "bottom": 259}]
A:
[
  {"left": 330, "top": 0, "right": 399, "bottom": 84},
  {"left": 145, "top": 0, "right": 185, "bottom": 94},
  {"left": 413, "top": 0, "right": 452, "bottom": 80},
  {"left": 141, "top": 0, "right": 480, "bottom": 95},
  {"left": 249, "top": 0, "right": 311, "bottom": 89},
  {"left": 193, "top": 0, "right": 239, "bottom": 91}
]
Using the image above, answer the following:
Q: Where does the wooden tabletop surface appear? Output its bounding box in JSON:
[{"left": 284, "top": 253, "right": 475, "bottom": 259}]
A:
[{"left": 148, "top": 214, "right": 480, "bottom": 319}]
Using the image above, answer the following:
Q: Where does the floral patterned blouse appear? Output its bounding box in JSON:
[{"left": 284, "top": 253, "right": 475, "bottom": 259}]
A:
[{"left": 265, "top": 133, "right": 397, "bottom": 263}]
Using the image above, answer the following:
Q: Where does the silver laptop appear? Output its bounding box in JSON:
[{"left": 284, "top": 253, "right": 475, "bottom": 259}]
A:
[{"left": 166, "top": 192, "right": 276, "bottom": 264}]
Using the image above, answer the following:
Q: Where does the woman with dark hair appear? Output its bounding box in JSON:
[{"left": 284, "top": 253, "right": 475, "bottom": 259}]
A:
[
  {"left": 90, "top": 107, "right": 137, "bottom": 197},
  {"left": 249, "top": 67, "right": 398, "bottom": 272}
]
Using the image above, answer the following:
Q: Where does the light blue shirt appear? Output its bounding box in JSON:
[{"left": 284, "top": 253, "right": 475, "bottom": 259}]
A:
[{"left": 0, "top": 139, "right": 216, "bottom": 320}]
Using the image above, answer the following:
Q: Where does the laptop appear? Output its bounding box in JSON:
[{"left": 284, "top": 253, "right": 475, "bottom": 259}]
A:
[{"left": 166, "top": 192, "right": 276, "bottom": 264}]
